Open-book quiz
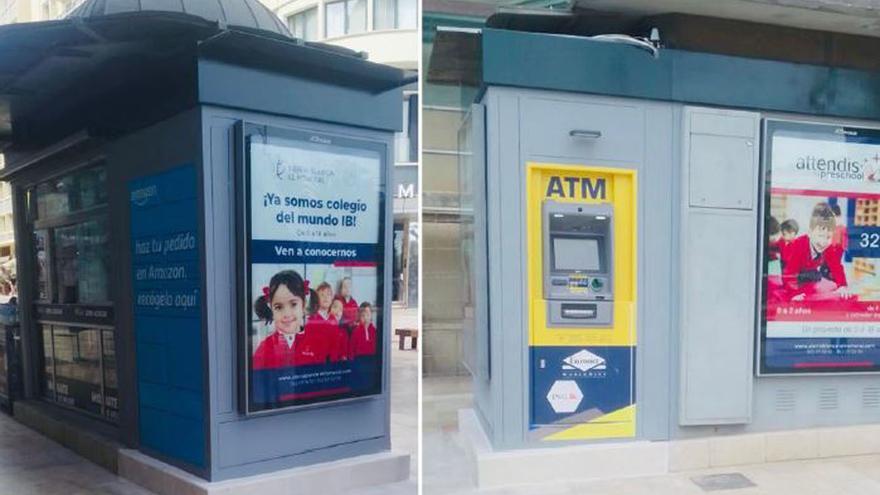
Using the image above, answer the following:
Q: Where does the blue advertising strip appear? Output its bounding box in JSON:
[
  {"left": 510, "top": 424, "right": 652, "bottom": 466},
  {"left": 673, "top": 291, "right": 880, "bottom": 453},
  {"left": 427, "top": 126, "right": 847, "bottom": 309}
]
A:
[
  {"left": 847, "top": 226, "right": 880, "bottom": 258},
  {"left": 530, "top": 346, "right": 634, "bottom": 429},
  {"left": 251, "top": 356, "right": 380, "bottom": 407},
  {"left": 764, "top": 338, "right": 880, "bottom": 370},
  {"left": 250, "top": 240, "right": 379, "bottom": 264},
  {"left": 129, "top": 164, "right": 205, "bottom": 469}
]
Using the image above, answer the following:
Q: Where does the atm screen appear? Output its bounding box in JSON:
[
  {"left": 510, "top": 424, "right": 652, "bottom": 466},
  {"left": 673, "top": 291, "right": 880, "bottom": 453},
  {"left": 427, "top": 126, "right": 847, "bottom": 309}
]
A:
[{"left": 553, "top": 237, "right": 601, "bottom": 271}]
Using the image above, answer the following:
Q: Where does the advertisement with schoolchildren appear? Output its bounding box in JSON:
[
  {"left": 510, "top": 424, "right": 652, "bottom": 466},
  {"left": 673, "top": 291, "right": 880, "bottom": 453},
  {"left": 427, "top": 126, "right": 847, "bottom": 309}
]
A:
[
  {"left": 761, "top": 120, "right": 880, "bottom": 374},
  {"left": 243, "top": 125, "right": 385, "bottom": 413}
]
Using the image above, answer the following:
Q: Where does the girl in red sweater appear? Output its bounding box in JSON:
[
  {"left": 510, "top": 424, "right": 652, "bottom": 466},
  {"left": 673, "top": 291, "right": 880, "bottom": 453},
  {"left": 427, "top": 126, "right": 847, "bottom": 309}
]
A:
[
  {"left": 349, "top": 302, "right": 378, "bottom": 358},
  {"left": 252, "top": 270, "right": 328, "bottom": 369}
]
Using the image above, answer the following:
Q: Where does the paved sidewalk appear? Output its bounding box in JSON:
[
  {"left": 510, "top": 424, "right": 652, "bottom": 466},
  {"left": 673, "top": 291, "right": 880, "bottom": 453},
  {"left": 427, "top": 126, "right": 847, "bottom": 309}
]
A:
[
  {"left": 0, "top": 305, "right": 419, "bottom": 494},
  {"left": 423, "top": 374, "right": 880, "bottom": 495},
  {"left": 0, "top": 412, "right": 152, "bottom": 495}
]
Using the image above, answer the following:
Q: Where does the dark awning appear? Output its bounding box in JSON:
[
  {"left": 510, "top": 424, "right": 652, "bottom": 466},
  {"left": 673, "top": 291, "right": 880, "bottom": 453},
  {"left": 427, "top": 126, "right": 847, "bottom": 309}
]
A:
[{"left": 0, "top": 11, "right": 412, "bottom": 152}]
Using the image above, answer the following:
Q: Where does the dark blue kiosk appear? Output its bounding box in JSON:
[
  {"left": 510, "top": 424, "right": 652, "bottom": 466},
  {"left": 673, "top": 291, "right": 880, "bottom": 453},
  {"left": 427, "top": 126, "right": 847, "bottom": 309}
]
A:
[{"left": 0, "top": 1, "right": 411, "bottom": 492}]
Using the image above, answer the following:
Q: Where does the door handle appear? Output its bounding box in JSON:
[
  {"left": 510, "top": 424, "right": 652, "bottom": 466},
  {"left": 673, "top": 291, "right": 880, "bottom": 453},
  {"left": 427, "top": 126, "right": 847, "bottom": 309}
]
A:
[{"left": 569, "top": 129, "right": 602, "bottom": 139}]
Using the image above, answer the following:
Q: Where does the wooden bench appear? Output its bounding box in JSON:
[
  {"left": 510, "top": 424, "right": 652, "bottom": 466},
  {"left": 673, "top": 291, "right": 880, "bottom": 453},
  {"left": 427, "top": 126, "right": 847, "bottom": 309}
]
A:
[{"left": 394, "top": 328, "right": 419, "bottom": 350}]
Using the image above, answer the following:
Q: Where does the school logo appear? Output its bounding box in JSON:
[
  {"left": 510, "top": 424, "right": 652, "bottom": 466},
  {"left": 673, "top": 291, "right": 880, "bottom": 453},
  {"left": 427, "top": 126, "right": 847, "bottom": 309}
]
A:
[
  {"left": 546, "top": 380, "right": 583, "bottom": 414},
  {"left": 545, "top": 176, "right": 606, "bottom": 200},
  {"left": 562, "top": 349, "right": 607, "bottom": 372}
]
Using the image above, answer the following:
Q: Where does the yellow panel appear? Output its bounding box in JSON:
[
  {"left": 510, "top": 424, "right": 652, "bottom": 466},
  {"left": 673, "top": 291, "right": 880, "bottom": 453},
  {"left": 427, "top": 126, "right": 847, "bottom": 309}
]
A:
[
  {"left": 525, "top": 162, "right": 638, "bottom": 347},
  {"left": 542, "top": 405, "right": 637, "bottom": 441}
]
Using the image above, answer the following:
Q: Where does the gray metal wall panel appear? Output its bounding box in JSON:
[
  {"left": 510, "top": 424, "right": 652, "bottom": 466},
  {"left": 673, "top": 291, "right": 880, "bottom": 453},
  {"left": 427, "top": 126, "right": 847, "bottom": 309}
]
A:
[
  {"left": 469, "top": 102, "right": 495, "bottom": 435},
  {"left": 638, "top": 104, "right": 676, "bottom": 441},
  {"left": 201, "top": 106, "right": 393, "bottom": 481},
  {"left": 679, "top": 106, "right": 759, "bottom": 426}
]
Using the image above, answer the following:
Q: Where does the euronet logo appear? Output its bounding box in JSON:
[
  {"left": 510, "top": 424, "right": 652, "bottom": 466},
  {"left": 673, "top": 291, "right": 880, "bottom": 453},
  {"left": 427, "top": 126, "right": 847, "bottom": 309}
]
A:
[
  {"left": 795, "top": 155, "right": 864, "bottom": 181},
  {"left": 562, "top": 349, "right": 607, "bottom": 372}
]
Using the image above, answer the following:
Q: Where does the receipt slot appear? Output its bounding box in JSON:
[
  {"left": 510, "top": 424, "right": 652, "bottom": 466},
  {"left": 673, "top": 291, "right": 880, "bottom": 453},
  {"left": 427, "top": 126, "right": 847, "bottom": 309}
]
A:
[{"left": 543, "top": 201, "right": 614, "bottom": 327}]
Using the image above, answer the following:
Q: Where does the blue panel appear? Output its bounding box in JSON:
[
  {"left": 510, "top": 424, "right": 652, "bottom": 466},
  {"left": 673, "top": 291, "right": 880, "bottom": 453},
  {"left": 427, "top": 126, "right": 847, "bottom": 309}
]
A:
[
  {"left": 129, "top": 164, "right": 206, "bottom": 469},
  {"left": 139, "top": 383, "right": 205, "bottom": 420},
  {"left": 530, "top": 346, "right": 634, "bottom": 428},
  {"left": 137, "top": 343, "right": 169, "bottom": 385}
]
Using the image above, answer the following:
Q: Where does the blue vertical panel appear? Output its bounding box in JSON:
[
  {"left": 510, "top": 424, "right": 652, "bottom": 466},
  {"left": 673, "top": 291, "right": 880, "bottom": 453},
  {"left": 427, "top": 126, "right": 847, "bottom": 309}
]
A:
[{"left": 129, "top": 164, "right": 205, "bottom": 468}]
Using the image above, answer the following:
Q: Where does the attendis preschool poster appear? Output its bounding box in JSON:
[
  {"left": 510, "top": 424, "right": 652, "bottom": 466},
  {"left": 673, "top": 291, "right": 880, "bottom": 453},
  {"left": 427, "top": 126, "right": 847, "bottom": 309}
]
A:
[{"left": 761, "top": 121, "right": 880, "bottom": 374}]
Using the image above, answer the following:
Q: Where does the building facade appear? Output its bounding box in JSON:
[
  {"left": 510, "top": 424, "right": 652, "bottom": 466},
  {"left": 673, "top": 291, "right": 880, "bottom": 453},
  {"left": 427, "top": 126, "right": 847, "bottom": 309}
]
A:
[{"left": 267, "top": 0, "right": 420, "bottom": 308}]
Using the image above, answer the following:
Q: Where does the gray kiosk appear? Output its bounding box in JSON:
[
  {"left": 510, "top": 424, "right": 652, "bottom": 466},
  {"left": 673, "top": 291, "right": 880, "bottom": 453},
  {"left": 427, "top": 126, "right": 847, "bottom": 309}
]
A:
[
  {"left": 0, "top": 2, "right": 410, "bottom": 492},
  {"left": 445, "top": 14, "right": 880, "bottom": 487}
]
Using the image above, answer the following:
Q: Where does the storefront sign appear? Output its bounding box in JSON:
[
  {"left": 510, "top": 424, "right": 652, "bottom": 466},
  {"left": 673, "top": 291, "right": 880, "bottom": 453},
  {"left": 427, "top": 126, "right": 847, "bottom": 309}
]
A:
[
  {"left": 760, "top": 120, "right": 880, "bottom": 374},
  {"left": 241, "top": 124, "right": 385, "bottom": 414}
]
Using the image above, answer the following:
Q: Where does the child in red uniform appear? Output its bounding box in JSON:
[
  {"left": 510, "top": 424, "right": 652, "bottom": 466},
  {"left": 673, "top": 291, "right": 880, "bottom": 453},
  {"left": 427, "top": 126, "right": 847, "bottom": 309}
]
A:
[
  {"left": 334, "top": 277, "right": 359, "bottom": 331},
  {"left": 307, "top": 282, "right": 349, "bottom": 362},
  {"left": 782, "top": 203, "right": 850, "bottom": 301},
  {"left": 252, "top": 270, "right": 328, "bottom": 369},
  {"left": 349, "top": 302, "right": 378, "bottom": 358}
]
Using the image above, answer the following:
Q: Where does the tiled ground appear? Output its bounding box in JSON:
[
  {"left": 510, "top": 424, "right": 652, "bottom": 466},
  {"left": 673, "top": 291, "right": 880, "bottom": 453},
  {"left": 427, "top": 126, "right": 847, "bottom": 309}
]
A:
[
  {"left": 0, "top": 306, "right": 419, "bottom": 494},
  {"left": 0, "top": 412, "right": 153, "bottom": 495},
  {"left": 422, "top": 374, "right": 880, "bottom": 495}
]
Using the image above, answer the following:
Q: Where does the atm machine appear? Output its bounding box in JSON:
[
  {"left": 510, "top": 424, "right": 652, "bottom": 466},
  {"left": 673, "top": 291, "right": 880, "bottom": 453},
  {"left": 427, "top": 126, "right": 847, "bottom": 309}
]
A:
[{"left": 542, "top": 200, "right": 614, "bottom": 327}]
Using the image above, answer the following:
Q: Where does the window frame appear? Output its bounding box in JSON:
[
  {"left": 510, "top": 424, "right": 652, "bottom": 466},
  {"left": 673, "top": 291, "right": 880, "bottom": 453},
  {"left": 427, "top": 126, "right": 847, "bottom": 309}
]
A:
[
  {"left": 287, "top": 6, "right": 318, "bottom": 41},
  {"left": 324, "top": 0, "right": 367, "bottom": 38}
]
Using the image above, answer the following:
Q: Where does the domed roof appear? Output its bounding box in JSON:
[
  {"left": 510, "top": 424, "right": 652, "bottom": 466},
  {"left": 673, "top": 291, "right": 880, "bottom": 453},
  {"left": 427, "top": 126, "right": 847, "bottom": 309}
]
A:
[{"left": 65, "top": 0, "right": 291, "bottom": 39}]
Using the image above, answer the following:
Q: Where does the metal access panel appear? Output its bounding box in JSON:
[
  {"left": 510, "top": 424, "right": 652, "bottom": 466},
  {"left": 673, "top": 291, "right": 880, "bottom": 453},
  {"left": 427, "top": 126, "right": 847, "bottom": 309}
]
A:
[{"left": 679, "top": 107, "right": 760, "bottom": 425}]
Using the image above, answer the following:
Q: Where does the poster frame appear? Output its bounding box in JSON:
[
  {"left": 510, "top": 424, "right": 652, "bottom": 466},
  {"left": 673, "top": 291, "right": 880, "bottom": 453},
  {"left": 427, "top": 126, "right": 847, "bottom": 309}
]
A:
[
  {"left": 235, "top": 121, "right": 389, "bottom": 415},
  {"left": 756, "top": 117, "right": 880, "bottom": 377}
]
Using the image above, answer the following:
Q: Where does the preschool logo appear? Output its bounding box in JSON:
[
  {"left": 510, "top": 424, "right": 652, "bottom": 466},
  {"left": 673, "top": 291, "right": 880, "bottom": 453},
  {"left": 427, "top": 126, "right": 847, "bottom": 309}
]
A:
[
  {"left": 562, "top": 349, "right": 607, "bottom": 372},
  {"left": 794, "top": 155, "right": 863, "bottom": 182},
  {"left": 545, "top": 176, "right": 606, "bottom": 200}
]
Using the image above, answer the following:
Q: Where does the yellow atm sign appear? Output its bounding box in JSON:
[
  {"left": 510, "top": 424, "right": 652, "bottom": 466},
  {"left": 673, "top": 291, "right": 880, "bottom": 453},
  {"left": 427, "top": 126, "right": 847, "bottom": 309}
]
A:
[{"left": 545, "top": 176, "right": 607, "bottom": 200}]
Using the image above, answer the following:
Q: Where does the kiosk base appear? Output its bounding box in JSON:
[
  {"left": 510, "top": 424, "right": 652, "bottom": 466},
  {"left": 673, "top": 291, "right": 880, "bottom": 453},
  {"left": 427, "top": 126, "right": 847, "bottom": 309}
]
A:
[
  {"left": 458, "top": 408, "right": 880, "bottom": 489},
  {"left": 458, "top": 409, "right": 666, "bottom": 488},
  {"left": 119, "top": 449, "right": 410, "bottom": 495}
]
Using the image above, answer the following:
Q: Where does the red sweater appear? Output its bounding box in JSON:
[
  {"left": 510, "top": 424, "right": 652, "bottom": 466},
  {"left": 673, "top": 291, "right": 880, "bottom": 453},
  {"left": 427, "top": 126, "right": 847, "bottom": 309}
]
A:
[
  {"left": 252, "top": 326, "right": 329, "bottom": 369},
  {"left": 334, "top": 295, "right": 359, "bottom": 329},
  {"left": 308, "top": 313, "right": 350, "bottom": 362},
  {"left": 349, "top": 323, "right": 378, "bottom": 358},
  {"left": 782, "top": 234, "right": 847, "bottom": 294}
]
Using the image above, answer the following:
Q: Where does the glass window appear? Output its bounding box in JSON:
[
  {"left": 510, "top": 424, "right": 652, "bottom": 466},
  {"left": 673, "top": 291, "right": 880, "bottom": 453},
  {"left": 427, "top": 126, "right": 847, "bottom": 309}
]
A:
[
  {"left": 394, "top": 94, "right": 418, "bottom": 163},
  {"left": 30, "top": 165, "right": 116, "bottom": 422},
  {"left": 54, "top": 217, "right": 110, "bottom": 304},
  {"left": 288, "top": 8, "right": 317, "bottom": 41},
  {"left": 41, "top": 325, "right": 54, "bottom": 400},
  {"left": 393, "top": 223, "right": 405, "bottom": 302},
  {"left": 347, "top": 0, "right": 366, "bottom": 34},
  {"left": 34, "top": 230, "right": 49, "bottom": 301},
  {"left": 51, "top": 326, "right": 102, "bottom": 416},
  {"left": 325, "top": 0, "right": 366, "bottom": 37},
  {"left": 374, "top": 0, "right": 416, "bottom": 30},
  {"left": 102, "top": 330, "right": 118, "bottom": 421},
  {"left": 35, "top": 167, "right": 106, "bottom": 220},
  {"left": 325, "top": 1, "right": 345, "bottom": 38}
]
